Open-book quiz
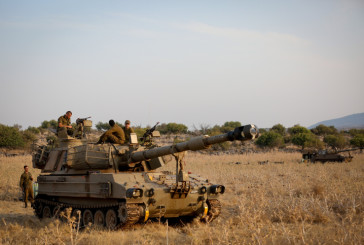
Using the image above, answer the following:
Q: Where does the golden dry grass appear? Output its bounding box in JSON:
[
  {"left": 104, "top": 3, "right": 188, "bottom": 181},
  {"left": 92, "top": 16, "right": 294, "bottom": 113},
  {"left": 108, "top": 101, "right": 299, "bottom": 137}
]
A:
[{"left": 1, "top": 152, "right": 363, "bottom": 244}]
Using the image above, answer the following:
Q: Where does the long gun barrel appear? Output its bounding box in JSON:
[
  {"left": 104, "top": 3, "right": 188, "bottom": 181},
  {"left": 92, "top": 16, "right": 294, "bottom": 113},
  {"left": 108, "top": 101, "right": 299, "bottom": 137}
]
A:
[
  {"left": 130, "top": 124, "right": 258, "bottom": 163},
  {"left": 335, "top": 147, "right": 362, "bottom": 153}
]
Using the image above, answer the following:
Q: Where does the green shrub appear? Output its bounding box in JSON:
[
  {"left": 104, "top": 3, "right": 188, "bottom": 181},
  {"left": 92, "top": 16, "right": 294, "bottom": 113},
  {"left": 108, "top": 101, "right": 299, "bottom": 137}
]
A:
[
  {"left": 291, "top": 132, "right": 323, "bottom": 150},
  {"left": 159, "top": 123, "right": 188, "bottom": 134},
  {"left": 206, "top": 125, "right": 223, "bottom": 136},
  {"left": 27, "top": 126, "right": 40, "bottom": 134},
  {"left": 22, "top": 130, "right": 36, "bottom": 143},
  {"left": 323, "top": 134, "right": 347, "bottom": 149},
  {"left": 220, "top": 121, "right": 241, "bottom": 133},
  {"left": 271, "top": 124, "right": 286, "bottom": 136},
  {"left": 0, "top": 124, "right": 25, "bottom": 148},
  {"left": 311, "top": 124, "right": 338, "bottom": 135},
  {"left": 134, "top": 127, "right": 147, "bottom": 138},
  {"left": 288, "top": 125, "right": 310, "bottom": 135},
  {"left": 96, "top": 122, "right": 111, "bottom": 131},
  {"left": 348, "top": 129, "right": 364, "bottom": 137},
  {"left": 350, "top": 134, "right": 364, "bottom": 148},
  {"left": 40, "top": 120, "right": 58, "bottom": 129},
  {"left": 255, "top": 131, "right": 284, "bottom": 148}
]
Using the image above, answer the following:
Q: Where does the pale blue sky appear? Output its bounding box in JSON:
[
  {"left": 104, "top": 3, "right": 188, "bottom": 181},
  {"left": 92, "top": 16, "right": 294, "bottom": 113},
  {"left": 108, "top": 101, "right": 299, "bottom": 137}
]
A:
[{"left": 0, "top": 0, "right": 363, "bottom": 129}]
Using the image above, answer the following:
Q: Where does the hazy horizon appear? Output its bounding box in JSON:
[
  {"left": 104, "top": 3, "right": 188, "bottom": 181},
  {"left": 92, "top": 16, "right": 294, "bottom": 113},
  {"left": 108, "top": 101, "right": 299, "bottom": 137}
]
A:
[{"left": 1, "top": 1, "right": 363, "bottom": 130}]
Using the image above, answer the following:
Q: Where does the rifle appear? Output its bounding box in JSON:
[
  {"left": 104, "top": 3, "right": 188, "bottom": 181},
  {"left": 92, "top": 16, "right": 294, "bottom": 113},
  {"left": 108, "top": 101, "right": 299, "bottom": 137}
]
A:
[{"left": 141, "top": 122, "right": 160, "bottom": 142}]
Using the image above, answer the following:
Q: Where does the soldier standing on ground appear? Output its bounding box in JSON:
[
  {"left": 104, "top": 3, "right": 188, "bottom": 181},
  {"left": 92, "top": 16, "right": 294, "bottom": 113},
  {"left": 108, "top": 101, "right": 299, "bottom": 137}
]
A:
[
  {"left": 97, "top": 120, "right": 125, "bottom": 144},
  {"left": 20, "top": 165, "right": 34, "bottom": 208},
  {"left": 123, "top": 120, "right": 135, "bottom": 143},
  {"left": 57, "top": 111, "right": 73, "bottom": 136}
]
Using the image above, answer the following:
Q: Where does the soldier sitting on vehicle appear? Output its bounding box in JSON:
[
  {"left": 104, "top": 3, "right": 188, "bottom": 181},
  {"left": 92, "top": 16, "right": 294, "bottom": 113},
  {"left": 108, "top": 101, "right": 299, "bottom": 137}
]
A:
[
  {"left": 57, "top": 111, "right": 74, "bottom": 136},
  {"left": 97, "top": 120, "right": 125, "bottom": 144},
  {"left": 123, "top": 120, "right": 135, "bottom": 143}
]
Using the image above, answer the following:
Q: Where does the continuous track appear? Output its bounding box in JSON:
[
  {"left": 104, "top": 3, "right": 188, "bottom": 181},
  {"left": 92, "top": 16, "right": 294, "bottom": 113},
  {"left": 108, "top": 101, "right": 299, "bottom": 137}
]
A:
[{"left": 33, "top": 196, "right": 141, "bottom": 229}]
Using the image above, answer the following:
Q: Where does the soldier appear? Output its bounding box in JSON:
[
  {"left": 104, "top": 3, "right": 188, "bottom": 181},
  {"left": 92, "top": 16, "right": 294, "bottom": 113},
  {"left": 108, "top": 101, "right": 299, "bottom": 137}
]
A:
[
  {"left": 57, "top": 111, "right": 74, "bottom": 136},
  {"left": 123, "top": 120, "right": 135, "bottom": 143},
  {"left": 19, "top": 165, "right": 34, "bottom": 208},
  {"left": 97, "top": 120, "right": 125, "bottom": 144}
]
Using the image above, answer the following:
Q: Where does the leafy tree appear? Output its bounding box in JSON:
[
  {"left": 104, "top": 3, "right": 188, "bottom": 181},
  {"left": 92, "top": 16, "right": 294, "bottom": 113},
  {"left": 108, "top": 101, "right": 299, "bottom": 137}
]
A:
[
  {"left": 27, "top": 126, "right": 40, "bottom": 134},
  {"left": 288, "top": 125, "right": 310, "bottom": 135},
  {"left": 133, "top": 127, "right": 146, "bottom": 138},
  {"left": 166, "top": 123, "right": 188, "bottom": 134},
  {"left": 350, "top": 134, "right": 364, "bottom": 148},
  {"left": 156, "top": 123, "right": 166, "bottom": 134},
  {"left": 0, "top": 124, "right": 25, "bottom": 148},
  {"left": 96, "top": 121, "right": 124, "bottom": 131},
  {"left": 323, "top": 134, "right": 347, "bottom": 149},
  {"left": 291, "top": 132, "right": 323, "bottom": 150},
  {"left": 259, "top": 128, "right": 267, "bottom": 134},
  {"left": 158, "top": 123, "right": 188, "bottom": 134},
  {"left": 220, "top": 121, "right": 241, "bottom": 133},
  {"left": 255, "top": 131, "right": 284, "bottom": 148},
  {"left": 348, "top": 129, "right": 364, "bottom": 137},
  {"left": 96, "top": 121, "right": 111, "bottom": 131},
  {"left": 305, "top": 135, "right": 324, "bottom": 149},
  {"left": 22, "top": 130, "right": 37, "bottom": 144},
  {"left": 206, "top": 125, "right": 223, "bottom": 136},
  {"left": 270, "top": 124, "right": 286, "bottom": 136},
  {"left": 40, "top": 120, "right": 58, "bottom": 129},
  {"left": 311, "top": 124, "right": 338, "bottom": 135}
]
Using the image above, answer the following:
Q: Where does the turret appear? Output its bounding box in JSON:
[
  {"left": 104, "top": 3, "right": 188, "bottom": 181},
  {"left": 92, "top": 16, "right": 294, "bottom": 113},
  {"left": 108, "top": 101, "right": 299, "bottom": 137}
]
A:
[{"left": 33, "top": 124, "right": 259, "bottom": 174}]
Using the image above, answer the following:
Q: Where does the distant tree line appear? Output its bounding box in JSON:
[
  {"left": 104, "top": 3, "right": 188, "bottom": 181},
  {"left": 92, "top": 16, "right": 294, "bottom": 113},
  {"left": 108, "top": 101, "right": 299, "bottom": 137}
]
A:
[{"left": 255, "top": 123, "right": 364, "bottom": 150}]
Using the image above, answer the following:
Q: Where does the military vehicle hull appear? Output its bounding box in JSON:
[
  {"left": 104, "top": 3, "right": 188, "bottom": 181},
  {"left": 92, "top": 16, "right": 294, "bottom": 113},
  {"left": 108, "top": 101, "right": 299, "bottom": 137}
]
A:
[
  {"left": 32, "top": 124, "right": 258, "bottom": 228},
  {"left": 34, "top": 171, "right": 222, "bottom": 228},
  {"left": 302, "top": 148, "right": 361, "bottom": 163}
]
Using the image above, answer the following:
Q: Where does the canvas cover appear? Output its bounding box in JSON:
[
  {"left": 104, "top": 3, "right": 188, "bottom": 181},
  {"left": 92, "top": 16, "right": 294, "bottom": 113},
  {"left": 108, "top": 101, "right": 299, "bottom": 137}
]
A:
[{"left": 66, "top": 144, "right": 112, "bottom": 169}]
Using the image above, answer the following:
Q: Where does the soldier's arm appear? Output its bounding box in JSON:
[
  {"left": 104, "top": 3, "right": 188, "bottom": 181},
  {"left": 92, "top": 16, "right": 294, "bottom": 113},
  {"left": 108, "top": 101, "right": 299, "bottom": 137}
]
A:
[
  {"left": 20, "top": 175, "right": 24, "bottom": 188},
  {"left": 130, "top": 128, "right": 135, "bottom": 133},
  {"left": 58, "top": 117, "right": 65, "bottom": 128}
]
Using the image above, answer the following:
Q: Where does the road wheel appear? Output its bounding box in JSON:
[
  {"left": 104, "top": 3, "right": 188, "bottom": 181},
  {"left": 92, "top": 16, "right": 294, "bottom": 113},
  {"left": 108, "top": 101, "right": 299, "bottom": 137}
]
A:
[
  {"left": 94, "top": 210, "right": 105, "bottom": 227},
  {"left": 118, "top": 203, "right": 128, "bottom": 224},
  {"left": 42, "top": 206, "right": 52, "bottom": 218},
  {"left": 83, "top": 209, "right": 94, "bottom": 226},
  {"left": 52, "top": 206, "right": 62, "bottom": 218},
  {"left": 105, "top": 209, "right": 118, "bottom": 230},
  {"left": 118, "top": 203, "right": 141, "bottom": 227}
]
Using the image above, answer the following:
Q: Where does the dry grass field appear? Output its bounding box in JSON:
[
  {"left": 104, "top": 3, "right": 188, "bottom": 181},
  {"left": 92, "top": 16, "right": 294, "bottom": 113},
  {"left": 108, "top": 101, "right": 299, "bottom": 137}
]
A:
[{"left": 0, "top": 152, "right": 363, "bottom": 244}]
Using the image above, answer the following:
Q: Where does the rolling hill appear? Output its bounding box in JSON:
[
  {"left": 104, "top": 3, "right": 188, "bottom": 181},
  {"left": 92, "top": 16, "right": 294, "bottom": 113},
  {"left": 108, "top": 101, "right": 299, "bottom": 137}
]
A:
[{"left": 308, "top": 112, "right": 364, "bottom": 129}]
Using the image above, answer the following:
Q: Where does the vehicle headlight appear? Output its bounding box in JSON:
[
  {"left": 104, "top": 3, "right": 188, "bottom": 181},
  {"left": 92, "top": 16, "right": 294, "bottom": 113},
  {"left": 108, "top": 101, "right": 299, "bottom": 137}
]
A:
[
  {"left": 126, "top": 188, "right": 143, "bottom": 198},
  {"left": 210, "top": 185, "right": 225, "bottom": 194}
]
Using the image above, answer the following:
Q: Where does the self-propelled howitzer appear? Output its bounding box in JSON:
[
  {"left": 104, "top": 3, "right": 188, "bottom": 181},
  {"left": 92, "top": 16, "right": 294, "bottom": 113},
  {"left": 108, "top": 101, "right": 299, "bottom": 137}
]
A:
[{"left": 32, "top": 124, "right": 258, "bottom": 229}]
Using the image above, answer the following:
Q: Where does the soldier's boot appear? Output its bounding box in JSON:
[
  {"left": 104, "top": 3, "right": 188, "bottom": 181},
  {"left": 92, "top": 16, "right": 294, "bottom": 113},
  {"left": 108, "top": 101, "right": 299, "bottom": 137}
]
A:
[{"left": 24, "top": 202, "right": 28, "bottom": 208}]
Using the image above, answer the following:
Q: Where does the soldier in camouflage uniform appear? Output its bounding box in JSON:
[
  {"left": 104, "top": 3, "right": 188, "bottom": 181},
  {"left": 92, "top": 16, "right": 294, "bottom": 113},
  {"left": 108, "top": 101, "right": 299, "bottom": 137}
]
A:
[
  {"left": 97, "top": 120, "right": 125, "bottom": 144},
  {"left": 123, "top": 120, "right": 135, "bottom": 143},
  {"left": 20, "top": 165, "right": 34, "bottom": 208},
  {"left": 57, "top": 111, "right": 73, "bottom": 136}
]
